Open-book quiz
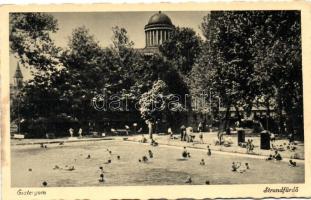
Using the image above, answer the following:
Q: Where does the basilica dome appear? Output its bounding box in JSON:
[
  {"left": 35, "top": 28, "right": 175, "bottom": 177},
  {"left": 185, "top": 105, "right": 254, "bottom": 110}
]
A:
[
  {"left": 144, "top": 11, "right": 175, "bottom": 48},
  {"left": 147, "top": 11, "right": 173, "bottom": 26}
]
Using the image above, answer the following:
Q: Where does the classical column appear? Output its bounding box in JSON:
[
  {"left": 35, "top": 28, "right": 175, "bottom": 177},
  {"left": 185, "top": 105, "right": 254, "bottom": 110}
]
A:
[
  {"left": 157, "top": 30, "right": 160, "bottom": 45},
  {"left": 150, "top": 31, "right": 152, "bottom": 46},
  {"left": 154, "top": 30, "right": 157, "bottom": 46},
  {"left": 162, "top": 30, "right": 165, "bottom": 43},
  {"left": 153, "top": 30, "right": 157, "bottom": 46},
  {"left": 147, "top": 31, "right": 150, "bottom": 47}
]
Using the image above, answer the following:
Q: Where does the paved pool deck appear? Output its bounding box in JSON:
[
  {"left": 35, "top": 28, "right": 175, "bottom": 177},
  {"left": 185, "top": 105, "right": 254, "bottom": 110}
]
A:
[{"left": 125, "top": 132, "right": 305, "bottom": 161}]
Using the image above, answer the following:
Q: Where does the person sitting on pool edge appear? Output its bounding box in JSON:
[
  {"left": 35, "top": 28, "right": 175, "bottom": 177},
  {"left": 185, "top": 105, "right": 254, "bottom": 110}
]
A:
[
  {"left": 151, "top": 138, "right": 158, "bottom": 146},
  {"left": 273, "top": 150, "right": 282, "bottom": 161},
  {"left": 199, "top": 131, "right": 204, "bottom": 144},
  {"left": 266, "top": 154, "right": 273, "bottom": 160},
  {"left": 140, "top": 134, "right": 147, "bottom": 143},
  {"left": 289, "top": 159, "right": 297, "bottom": 167}
]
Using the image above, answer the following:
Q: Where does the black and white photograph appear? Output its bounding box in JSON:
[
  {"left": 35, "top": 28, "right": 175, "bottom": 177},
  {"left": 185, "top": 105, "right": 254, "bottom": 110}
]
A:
[{"left": 3, "top": 4, "right": 309, "bottom": 197}]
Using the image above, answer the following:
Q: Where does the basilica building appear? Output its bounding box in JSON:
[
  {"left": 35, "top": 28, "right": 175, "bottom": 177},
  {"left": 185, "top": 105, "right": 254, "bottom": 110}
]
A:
[{"left": 140, "top": 11, "right": 175, "bottom": 55}]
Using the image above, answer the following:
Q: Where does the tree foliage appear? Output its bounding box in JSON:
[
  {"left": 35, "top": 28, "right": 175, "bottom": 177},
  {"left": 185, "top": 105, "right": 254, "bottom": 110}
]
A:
[
  {"left": 10, "top": 13, "right": 61, "bottom": 72},
  {"left": 160, "top": 27, "right": 202, "bottom": 75},
  {"left": 139, "top": 80, "right": 183, "bottom": 123},
  {"left": 191, "top": 11, "right": 302, "bottom": 136}
]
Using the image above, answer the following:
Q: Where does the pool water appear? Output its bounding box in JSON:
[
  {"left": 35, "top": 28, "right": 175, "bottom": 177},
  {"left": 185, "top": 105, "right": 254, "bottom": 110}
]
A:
[{"left": 11, "top": 140, "right": 304, "bottom": 187}]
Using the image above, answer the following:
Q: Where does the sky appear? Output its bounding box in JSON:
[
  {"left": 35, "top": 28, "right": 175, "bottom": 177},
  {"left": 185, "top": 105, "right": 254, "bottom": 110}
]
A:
[{"left": 10, "top": 11, "right": 208, "bottom": 83}]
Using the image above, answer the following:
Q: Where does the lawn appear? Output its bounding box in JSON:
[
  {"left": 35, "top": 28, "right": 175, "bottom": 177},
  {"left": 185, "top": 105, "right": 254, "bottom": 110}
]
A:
[{"left": 11, "top": 140, "right": 304, "bottom": 187}]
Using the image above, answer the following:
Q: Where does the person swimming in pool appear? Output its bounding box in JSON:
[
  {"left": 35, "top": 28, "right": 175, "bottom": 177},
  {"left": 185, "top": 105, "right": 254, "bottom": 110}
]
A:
[
  {"left": 148, "top": 150, "right": 153, "bottom": 158},
  {"left": 207, "top": 145, "right": 211, "bottom": 156},
  {"left": 289, "top": 159, "right": 297, "bottom": 167},
  {"left": 182, "top": 147, "right": 188, "bottom": 159},
  {"left": 142, "top": 155, "right": 148, "bottom": 162},
  {"left": 232, "top": 162, "right": 241, "bottom": 172}
]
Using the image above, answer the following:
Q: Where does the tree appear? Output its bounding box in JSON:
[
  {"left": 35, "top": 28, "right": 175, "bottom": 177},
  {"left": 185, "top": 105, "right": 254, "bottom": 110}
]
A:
[
  {"left": 10, "top": 13, "right": 65, "bottom": 137},
  {"left": 60, "top": 26, "right": 121, "bottom": 125},
  {"left": 193, "top": 11, "right": 260, "bottom": 131},
  {"left": 192, "top": 11, "right": 303, "bottom": 138},
  {"left": 139, "top": 80, "right": 183, "bottom": 138},
  {"left": 250, "top": 11, "right": 302, "bottom": 137},
  {"left": 10, "top": 13, "right": 61, "bottom": 72},
  {"left": 160, "top": 27, "right": 202, "bottom": 75}
]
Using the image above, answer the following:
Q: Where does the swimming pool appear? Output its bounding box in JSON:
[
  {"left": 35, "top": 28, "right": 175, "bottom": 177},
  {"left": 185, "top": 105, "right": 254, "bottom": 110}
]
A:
[{"left": 11, "top": 140, "right": 304, "bottom": 187}]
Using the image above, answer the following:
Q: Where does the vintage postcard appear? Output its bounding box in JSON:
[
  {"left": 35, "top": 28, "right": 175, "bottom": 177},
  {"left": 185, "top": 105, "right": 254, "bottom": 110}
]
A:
[{"left": 1, "top": 2, "right": 311, "bottom": 199}]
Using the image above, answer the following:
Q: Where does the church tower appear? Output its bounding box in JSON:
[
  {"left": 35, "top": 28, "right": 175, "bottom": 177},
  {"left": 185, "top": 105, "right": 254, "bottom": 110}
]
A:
[{"left": 14, "top": 62, "right": 23, "bottom": 88}]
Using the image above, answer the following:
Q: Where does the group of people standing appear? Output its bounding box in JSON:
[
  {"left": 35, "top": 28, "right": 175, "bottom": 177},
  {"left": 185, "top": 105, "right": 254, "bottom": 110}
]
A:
[
  {"left": 68, "top": 127, "right": 83, "bottom": 138},
  {"left": 178, "top": 122, "right": 205, "bottom": 143}
]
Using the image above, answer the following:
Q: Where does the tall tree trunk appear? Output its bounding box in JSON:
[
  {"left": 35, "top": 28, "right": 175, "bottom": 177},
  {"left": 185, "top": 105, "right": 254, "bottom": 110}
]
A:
[
  {"left": 276, "top": 89, "right": 285, "bottom": 135},
  {"left": 224, "top": 103, "right": 231, "bottom": 134},
  {"left": 234, "top": 105, "right": 241, "bottom": 122},
  {"left": 244, "top": 100, "right": 253, "bottom": 119},
  {"left": 265, "top": 98, "right": 270, "bottom": 130},
  {"left": 284, "top": 96, "right": 294, "bottom": 136},
  {"left": 148, "top": 121, "right": 153, "bottom": 139}
]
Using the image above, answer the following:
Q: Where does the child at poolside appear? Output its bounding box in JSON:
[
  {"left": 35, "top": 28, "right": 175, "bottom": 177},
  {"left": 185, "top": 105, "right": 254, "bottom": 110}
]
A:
[
  {"left": 151, "top": 139, "right": 158, "bottom": 146},
  {"left": 78, "top": 128, "right": 83, "bottom": 138},
  {"left": 273, "top": 150, "right": 282, "bottom": 161},
  {"left": 246, "top": 139, "right": 254, "bottom": 153},
  {"left": 199, "top": 132, "right": 204, "bottom": 144},
  {"left": 168, "top": 127, "right": 173, "bottom": 139},
  {"left": 140, "top": 134, "right": 147, "bottom": 143}
]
